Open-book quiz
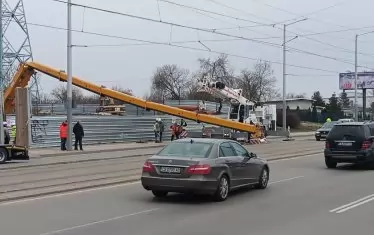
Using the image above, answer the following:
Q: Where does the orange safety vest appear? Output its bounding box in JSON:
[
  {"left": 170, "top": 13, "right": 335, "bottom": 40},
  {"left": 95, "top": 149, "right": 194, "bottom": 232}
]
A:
[{"left": 60, "top": 124, "right": 68, "bottom": 138}]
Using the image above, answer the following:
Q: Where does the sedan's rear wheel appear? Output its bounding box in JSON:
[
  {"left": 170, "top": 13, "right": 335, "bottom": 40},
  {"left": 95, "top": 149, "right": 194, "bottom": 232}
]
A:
[
  {"left": 152, "top": 190, "right": 168, "bottom": 198},
  {"left": 213, "top": 175, "right": 229, "bottom": 201},
  {"left": 255, "top": 167, "right": 269, "bottom": 189}
]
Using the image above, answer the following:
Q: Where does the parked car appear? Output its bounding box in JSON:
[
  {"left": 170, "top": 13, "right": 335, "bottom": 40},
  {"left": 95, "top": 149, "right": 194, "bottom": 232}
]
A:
[
  {"left": 337, "top": 118, "right": 354, "bottom": 123},
  {"left": 324, "top": 122, "right": 374, "bottom": 168},
  {"left": 315, "top": 121, "right": 338, "bottom": 141},
  {"left": 141, "top": 138, "right": 269, "bottom": 201}
]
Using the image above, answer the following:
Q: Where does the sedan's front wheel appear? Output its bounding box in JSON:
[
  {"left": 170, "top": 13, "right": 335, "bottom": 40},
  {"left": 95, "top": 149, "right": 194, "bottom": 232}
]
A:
[
  {"left": 213, "top": 175, "right": 229, "bottom": 201},
  {"left": 256, "top": 167, "right": 269, "bottom": 189}
]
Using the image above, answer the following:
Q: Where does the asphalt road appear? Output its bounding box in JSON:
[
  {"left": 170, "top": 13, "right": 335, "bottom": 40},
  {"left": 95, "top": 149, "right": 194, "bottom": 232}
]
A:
[
  {"left": 0, "top": 138, "right": 323, "bottom": 201},
  {"left": 1, "top": 152, "right": 374, "bottom": 235}
]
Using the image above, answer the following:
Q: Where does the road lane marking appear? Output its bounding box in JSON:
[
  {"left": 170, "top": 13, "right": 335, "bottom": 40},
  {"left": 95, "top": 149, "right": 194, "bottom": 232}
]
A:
[
  {"left": 268, "top": 176, "right": 304, "bottom": 185},
  {"left": 330, "top": 194, "right": 374, "bottom": 213},
  {"left": 38, "top": 208, "right": 159, "bottom": 235}
]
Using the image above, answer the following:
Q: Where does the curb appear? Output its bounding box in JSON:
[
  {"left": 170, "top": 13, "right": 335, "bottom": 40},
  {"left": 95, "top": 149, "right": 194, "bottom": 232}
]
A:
[
  {"left": 0, "top": 153, "right": 154, "bottom": 171},
  {"left": 35, "top": 145, "right": 166, "bottom": 158}
]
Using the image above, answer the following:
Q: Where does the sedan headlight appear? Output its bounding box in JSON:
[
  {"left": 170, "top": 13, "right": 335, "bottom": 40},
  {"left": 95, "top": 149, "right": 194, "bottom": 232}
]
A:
[{"left": 315, "top": 131, "right": 320, "bottom": 134}]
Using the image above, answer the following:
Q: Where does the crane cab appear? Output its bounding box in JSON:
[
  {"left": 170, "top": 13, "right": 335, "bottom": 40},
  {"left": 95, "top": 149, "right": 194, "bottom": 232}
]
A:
[{"left": 228, "top": 103, "right": 256, "bottom": 124}]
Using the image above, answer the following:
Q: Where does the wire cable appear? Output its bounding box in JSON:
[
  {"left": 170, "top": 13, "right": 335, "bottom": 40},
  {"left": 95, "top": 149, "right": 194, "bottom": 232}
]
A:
[
  {"left": 50, "top": 0, "right": 283, "bottom": 49},
  {"left": 27, "top": 22, "right": 340, "bottom": 74},
  {"left": 47, "top": 0, "right": 374, "bottom": 68}
]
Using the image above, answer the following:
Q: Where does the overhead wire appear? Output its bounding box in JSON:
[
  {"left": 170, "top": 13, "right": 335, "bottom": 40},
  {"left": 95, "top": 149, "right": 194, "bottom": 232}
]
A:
[
  {"left": 199, "top": 0, "right": 374, "bottom": 59},
  {"left": 27, "top": 22, "right": 340, "bottom": 74},
  {"left": 245, "top": 0, "right": 350, "bottom": 29},
  {"left": 158, "top": 0, "right": 374, "bottom": 68},
  {"left": 49, "top": 0, "right": 283, "bottom": 49},
  {"left": 47, "top": 0, "right": 374, "bottom": 69}
]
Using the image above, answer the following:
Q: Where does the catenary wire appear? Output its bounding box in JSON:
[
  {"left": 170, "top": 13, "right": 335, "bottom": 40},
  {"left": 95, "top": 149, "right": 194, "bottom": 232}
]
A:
[{"left": 27, "top": 22, "right": 340, "bottom": 74}]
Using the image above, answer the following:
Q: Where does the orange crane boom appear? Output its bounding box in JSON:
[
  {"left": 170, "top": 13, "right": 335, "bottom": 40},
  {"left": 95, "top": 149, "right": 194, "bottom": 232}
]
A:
[{"left": 5, "top": 62, "right": 258, "bottom": 134}]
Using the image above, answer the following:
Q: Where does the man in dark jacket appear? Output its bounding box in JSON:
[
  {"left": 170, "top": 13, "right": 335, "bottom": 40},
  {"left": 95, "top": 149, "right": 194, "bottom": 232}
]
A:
[{"left": 73, "top": 121, "right": 84, "bottom": 151}]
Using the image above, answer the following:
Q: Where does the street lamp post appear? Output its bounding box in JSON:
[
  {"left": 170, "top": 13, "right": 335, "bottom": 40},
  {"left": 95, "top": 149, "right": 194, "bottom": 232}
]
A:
[
  {"left": 66, "top": 0, "right": 73, "bottom": 150},
  {"left": 282, "top": 18, "right": 307, "bottom": 135}
]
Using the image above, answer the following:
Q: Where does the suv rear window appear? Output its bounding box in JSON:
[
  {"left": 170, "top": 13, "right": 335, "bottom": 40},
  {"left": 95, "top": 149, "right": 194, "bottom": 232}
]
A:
[{"left": 328, "top": 125, "right": 365, "bottom": 139}]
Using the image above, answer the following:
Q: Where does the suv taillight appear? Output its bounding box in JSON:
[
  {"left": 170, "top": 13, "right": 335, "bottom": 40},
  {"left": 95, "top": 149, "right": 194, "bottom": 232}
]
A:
[
  {"left": 142, "top": 161, "right": 154, "bottom": 172},
  {"left": 361, "top": 140, "right": 371, "bottom": 149},
  {"left": 325, "top": 141, "right": 330, "bottom": 149},
  {"left": 186, "top": 164, "right": 211, "bottom": 175}
]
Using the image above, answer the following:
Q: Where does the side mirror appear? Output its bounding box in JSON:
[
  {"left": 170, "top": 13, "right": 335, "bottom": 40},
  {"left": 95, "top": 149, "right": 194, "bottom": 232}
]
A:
[{"left": 249, "top": 152, "right": 257, "bottom": 158}]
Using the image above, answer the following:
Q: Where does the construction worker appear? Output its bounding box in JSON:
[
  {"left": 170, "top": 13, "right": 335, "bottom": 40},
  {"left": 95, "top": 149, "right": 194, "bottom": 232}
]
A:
[
  {"left": 3, "top": 122, "right": 10, "bottom": 145},
  {"left": 10, "top": 123, "right": 16, "bottom": 144},
  {"left": 158, "top": 118, "right": 164, "bottom": 143},
  {"left": 170, "top": 121, "right": 179, "bottom": 141},
  {"left": 153, "top": 119, "right": 160, "bottom": 143},
  {"left": 59, "top": 120, "right": 68, "bottom": 151},
  {"left": 73, "top": 121, "right": 84, "bottom": 151}
]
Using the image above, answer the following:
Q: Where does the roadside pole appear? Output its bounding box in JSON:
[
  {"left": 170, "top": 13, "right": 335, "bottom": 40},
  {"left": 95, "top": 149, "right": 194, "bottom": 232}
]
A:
[
  {"left": 282, "top": 18, "right": 307, "bottom": 136},
  {"left": 67, "top": 0, "right": 73, "bottom": 150},
  {"left": 282, "top": 24, "right": 287, "bottom": 136},
  {"left": 354, "top": 35, "right": 358, "bottom": 121},
  {"left": 0, "top": 0, "right": 4, "bottom": 144}
]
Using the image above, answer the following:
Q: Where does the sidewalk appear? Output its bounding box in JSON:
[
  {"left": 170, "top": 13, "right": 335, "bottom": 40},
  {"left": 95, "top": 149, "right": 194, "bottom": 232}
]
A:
[
  {"left": 29, "top": 131, "right": 314, "bottom": 157},
  {"left": 30, "top": 141, "right": 167, "bottom": 158}
]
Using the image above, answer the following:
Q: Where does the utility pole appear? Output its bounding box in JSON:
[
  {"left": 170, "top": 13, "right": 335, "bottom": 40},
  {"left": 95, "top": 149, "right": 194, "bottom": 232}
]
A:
[
  {"left": 282, "top": 24, "right": 286, "bottom": 134},
  {"left": 354, "top": 34, "right": 358, "bottom": 121},
  {"left": 0, "top": 0, "right": 4, "bottom": 144},
  {"left": 282, "top": 18, "right": 307, "bottom": 135},
  {"left": 66, "top": 0, "right": 73, "bottom": 150}
]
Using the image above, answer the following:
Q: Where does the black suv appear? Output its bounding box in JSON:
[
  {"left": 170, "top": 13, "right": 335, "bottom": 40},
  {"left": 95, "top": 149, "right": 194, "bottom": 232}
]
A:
[{"left": 324, "top": 122, "right": 374, "bottom": 168}]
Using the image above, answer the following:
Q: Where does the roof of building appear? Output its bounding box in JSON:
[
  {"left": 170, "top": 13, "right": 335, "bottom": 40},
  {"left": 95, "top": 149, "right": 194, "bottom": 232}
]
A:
[{"left": 265, "top": 98, "right": 313, "bottom": 103}]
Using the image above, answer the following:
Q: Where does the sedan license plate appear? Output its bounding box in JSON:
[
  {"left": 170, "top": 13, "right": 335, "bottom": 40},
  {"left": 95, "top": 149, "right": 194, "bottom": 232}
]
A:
[
  {"left": 160, "top": 167, "right": 181, "bottom": 174},
  {"left": 338, "top": 142, "right": 352, "bottom": 147}
]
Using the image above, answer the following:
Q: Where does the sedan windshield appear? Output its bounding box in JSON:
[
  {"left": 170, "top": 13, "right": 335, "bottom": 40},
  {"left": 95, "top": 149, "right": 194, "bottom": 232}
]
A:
[{"left": 157, "top": 142, "right": 214, "bottom": 158}]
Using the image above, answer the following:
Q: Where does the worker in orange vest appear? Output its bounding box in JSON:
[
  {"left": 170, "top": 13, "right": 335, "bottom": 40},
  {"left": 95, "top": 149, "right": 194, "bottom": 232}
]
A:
[{"left": 59, "top": 120, "right": 68, "bottom": 151}]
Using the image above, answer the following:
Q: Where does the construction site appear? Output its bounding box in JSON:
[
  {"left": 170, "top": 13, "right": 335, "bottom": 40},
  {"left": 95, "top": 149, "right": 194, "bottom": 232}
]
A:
[{"left": 0, "top": 0, "right": 283, "bottom": 154}]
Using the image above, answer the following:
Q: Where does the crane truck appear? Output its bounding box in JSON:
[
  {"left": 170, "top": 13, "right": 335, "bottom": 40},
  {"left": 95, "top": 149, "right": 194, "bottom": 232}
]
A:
[{"left": 194, "top": 78, "right": 276, "bottom": 140}]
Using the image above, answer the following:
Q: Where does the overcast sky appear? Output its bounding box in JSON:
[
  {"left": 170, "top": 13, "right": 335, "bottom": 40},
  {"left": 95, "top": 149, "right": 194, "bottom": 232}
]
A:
[{"left": 9, "top": 0, "right": 374, "bottom": 99}]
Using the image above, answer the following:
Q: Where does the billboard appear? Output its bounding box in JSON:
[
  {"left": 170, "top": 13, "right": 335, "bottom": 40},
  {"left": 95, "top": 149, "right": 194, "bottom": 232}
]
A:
[{"left": 339, "top": 72, "right": 374, "bottom": 90}]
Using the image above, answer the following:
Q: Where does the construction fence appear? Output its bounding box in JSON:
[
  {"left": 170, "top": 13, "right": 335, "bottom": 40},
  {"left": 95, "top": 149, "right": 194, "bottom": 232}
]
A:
[{"left": 16, "top": 116, "right": 207, "bottom": 148}]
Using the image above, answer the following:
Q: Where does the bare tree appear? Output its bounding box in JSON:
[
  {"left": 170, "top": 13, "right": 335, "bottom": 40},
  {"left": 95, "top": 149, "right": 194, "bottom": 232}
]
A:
[
  {"left": 50, "top": 85, "right": 85, "bottom": 104},
  {"left": 150, "top": 64, "right": 191, "bottom": 100},
  {"left": 195, "top": 54, "right": 237, "bottom": 87},
  {"left": 238, "top": 61, "right": 279, "bottom": 102}
]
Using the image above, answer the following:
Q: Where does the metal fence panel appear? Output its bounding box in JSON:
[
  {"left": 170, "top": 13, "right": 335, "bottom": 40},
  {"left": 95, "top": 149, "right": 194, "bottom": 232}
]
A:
[
  {"left": 8, "top": 100, "right": 232, "bottom": 148},
  {"left": 23, "top": 116, "right": 204, "bottom": 148}
]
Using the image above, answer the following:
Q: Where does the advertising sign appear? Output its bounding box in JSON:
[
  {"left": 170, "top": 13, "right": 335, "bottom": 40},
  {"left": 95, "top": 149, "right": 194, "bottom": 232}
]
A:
[{"left": 339, "top": 72, "right": 374, "bottom": 90}]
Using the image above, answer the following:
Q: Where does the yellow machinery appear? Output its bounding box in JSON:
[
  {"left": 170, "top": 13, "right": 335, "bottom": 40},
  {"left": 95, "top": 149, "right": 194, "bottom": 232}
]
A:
[
  {"left": 5, "top": 62, "right": 259, "bottom": 136},
  {"left": 96, "top": 96, "right": 125, "bottom": 115}
]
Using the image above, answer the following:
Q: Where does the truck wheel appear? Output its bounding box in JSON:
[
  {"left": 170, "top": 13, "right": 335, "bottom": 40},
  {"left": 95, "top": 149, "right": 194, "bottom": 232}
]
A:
[{"left": 0, "top": 147, "right": 9, "bottom": 164}]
